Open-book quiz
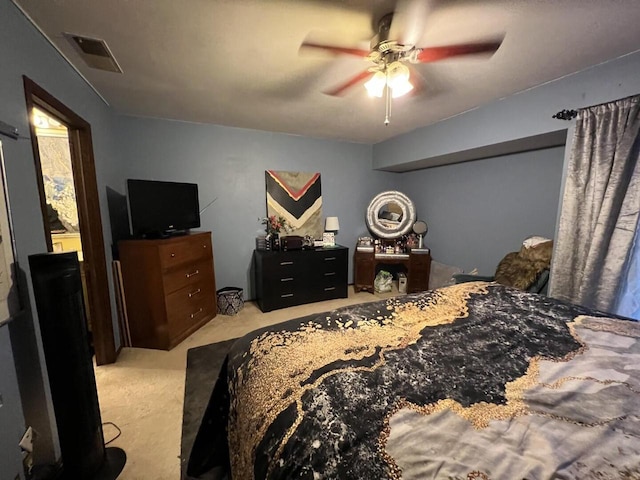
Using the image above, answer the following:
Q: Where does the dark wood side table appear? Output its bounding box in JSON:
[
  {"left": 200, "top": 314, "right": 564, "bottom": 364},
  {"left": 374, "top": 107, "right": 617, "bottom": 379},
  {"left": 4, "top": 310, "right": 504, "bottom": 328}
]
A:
[{"left": 354, "top": 248, "right": 431, "bottom": 293}]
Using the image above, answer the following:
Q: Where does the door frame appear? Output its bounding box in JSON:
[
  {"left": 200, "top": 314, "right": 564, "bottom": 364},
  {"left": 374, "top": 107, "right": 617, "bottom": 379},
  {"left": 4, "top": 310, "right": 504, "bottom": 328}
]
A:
[{"left": 23, "top": 76, "right": 117, "bottom": 365}]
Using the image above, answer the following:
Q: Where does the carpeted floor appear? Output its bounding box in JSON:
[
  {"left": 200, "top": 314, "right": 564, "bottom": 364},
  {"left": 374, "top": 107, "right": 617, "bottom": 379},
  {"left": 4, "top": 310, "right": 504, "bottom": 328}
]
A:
[{"left": 181, "top": 338, "right": 237, "bottom": 480}]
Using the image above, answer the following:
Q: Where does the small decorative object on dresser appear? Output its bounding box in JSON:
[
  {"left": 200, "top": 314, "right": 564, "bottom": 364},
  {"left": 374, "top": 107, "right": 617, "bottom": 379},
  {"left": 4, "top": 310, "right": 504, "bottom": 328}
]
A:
[
  {"left": 260, "top": 214, "right": 290, "bottom": 251},
  {"left": 357, "top": 236, "right": 374, "bottom": 252},
  {"left": 322, "top": 232, "right": 335, "bottom": 247},
  {"left": 118, "top": 231, "right": 217, "bottom": 350},
  {"left": 323, "top": 216, "right": 339, "bottom": 247},
  {"left": 281, "top": 235, "right": 304, "bottom": 251},
  {"left": 412, "top": 220, "right": 428, "bottom": 248},
  {"left": 255, "top": 235, "right": 267, "bottom": 251},
  {"left": 253, "top": 246, "right": 348, "bottom": 312}
]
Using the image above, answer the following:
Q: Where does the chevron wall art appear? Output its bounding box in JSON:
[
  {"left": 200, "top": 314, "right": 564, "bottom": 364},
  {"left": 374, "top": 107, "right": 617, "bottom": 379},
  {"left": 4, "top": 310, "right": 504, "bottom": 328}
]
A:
[{"left": 265, "top": 170, "right": 322, "bottom": 239}]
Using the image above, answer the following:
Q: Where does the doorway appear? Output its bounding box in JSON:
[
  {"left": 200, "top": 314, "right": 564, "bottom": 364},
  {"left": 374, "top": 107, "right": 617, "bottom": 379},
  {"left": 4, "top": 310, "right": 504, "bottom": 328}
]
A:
[{"left": 24, "top": 76, "right": 117, "bottom": 365}]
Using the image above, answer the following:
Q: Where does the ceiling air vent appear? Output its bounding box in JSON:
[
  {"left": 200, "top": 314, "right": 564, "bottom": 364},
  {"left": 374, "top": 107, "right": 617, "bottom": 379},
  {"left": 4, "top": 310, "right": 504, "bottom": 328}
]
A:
[{"left": 64, "top": 33, "right": 123, "bottom": 73}]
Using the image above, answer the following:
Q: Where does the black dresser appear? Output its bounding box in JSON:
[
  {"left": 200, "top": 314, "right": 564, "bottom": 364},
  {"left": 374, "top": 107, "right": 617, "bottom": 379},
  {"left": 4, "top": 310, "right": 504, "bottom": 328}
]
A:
[{"left": 253, "top": 246, "right": 349, "bottom": 312}]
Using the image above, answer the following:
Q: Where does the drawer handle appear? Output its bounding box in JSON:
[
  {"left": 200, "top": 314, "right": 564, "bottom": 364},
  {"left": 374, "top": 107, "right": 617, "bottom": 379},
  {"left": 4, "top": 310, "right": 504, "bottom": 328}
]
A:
[
  {"left": 186, "top": 270, "right": 200, "bottom": 278},
  {"left": 281, "top": 277, "right": 294, "bottom": 282},
  {"left": 281, "top": 293, "right": 294, "bottom": 298},
  {"left": 324, "top": 257, "right": 336, "bottom": 261},
  {"left": 324, "top": 287, "right": 336, "bottom": 291},
  {"left": 280, "top": 261, "right": 294, "bottom": 266},
  {"left": 170, "top": 253, "right": 176, "bottom": 258},
  {"left": 324, "top": 272, "right": 336, "bottom": 276},
  {"left": 188, "top": 288, "right": 201, "bottom": 298},
  {"left": 190, "top": 308, "right": 203, "bottom": 319}
]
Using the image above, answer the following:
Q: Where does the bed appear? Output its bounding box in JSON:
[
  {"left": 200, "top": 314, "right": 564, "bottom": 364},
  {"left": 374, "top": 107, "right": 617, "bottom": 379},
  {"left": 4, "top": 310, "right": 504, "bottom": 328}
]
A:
[{"left": 187, "top": 282, "right": 640, "bottom": 479}]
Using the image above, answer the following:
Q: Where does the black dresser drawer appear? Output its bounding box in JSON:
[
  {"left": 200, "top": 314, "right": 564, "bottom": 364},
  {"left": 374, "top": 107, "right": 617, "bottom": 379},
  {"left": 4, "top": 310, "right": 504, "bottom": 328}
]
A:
[
  {"left": 261, "top": 254, "right": 307, "bottom": 275},
  {"left": 313, "top": 249, "right": 346, "bottom": 272},
  {"left": 254, "top": 246, "right": 348, "bottom": 312},
  {"left": 309, "top": 278, "right": 348, "bottom": 303},
  {"left": 309, "top": 248, "right": 348, "bottom": 302}
]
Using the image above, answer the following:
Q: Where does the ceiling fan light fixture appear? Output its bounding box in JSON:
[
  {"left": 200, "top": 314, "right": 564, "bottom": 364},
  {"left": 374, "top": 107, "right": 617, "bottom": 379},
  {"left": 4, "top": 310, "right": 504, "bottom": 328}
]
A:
[
  {"left": 387, "top": 61, "right": 409, "bottom": 80},
  {"left": 364, "top": 71, "right": 386, "bottom": 98},
  {"left": 390, "top": 78, "right": 413, "bottom": 98},
  {"left": 387, "top": 61, "right": 413, "bottom": 97}
]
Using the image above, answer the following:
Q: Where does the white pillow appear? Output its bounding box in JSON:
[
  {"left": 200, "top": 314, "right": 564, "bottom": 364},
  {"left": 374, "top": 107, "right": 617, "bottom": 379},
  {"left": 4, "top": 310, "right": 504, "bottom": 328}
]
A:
[{"left": 522, "top": 236, "right": 552, "bottom": 249}]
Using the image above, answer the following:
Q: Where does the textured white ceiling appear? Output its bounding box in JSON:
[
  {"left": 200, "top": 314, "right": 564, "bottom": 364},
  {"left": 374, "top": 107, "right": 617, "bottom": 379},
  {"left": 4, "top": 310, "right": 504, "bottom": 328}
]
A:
[{"left": 13, "top": 0, "right": 640, "bottom": 144}]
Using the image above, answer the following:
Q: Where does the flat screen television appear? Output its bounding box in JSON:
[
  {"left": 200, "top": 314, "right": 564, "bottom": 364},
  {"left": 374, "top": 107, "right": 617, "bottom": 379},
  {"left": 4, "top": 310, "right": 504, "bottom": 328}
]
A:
[{"left": 127, "top": 179, "right": 200, "bottom": 238}]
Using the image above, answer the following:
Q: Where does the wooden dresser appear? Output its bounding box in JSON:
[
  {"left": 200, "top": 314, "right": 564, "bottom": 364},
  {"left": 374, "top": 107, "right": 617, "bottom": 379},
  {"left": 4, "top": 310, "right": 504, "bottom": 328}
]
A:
[
  {"left": 118, "top": 231, "right": 217, "bottom": 350},
  {"left": 254, "top": 246, "right": 348, "bottom": 312}
]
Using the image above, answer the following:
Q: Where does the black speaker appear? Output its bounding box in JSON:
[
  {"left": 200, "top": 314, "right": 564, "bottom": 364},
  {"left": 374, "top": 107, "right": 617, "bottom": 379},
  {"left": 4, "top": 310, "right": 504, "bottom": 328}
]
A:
[{"left": 29, "top": 252, "right": 125, "bottom": 479}]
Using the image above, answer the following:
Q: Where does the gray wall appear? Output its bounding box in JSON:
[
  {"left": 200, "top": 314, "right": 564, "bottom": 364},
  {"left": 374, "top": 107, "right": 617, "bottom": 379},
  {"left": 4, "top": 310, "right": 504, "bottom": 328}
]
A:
[
  {"left": 373, "top": 50, "right": 640, "bottom": 170},
  {"left": 114, "top": 116, "right": 395, "bottom": 297},
  {"left": 400, "top": 147, "right": 565, "bottom": 275},
  {"left": 375, "top": 50, "right": 640, "bottom": 278},
  {"left": 1, "top": 0, "right": 639, "bottom": 476},
  {"left": 0, "top": 0, "right": 122, "bottom": 472}
]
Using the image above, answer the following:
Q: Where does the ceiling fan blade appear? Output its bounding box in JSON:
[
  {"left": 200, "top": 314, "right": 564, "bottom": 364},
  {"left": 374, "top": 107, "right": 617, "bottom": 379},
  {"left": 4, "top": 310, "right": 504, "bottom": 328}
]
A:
[
  {"left": 389, "top": 0, "right": 433, "bottom": 47},
  {"left": 416, "top": 40, "right": 503, "bottom": 63},
  {"left": 324, "top": 70, "right": 372, "bottom": 96},
  {"left": 300, "top": 41, "right": 370, "bottom": 58}
]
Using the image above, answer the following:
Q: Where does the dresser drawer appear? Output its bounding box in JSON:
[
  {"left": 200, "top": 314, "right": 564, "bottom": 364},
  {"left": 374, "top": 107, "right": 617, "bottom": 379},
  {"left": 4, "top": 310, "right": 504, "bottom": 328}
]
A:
[
  {"left": 315, "top": 261, "right": 347, "bottom": 287},
  {"left": 163, "top": 259, "right": 214, "bottom": 294},
  {"left": 261, "top": 253, "right": 307, "bottom": 275},
  {"left": 165, "top": 282, "right": 215, "bottom": 340},
  {"left": 312, "top": 249, "right": 347, "bottom": 272},
  {"left": 260, "top": 284, "right": 308, "bottom": 311},
  {"left": 254, "top": 247, "right": 348, "bottom": 312},
  {"left": 261, "top": 271, "right": 300, "bottom": 298},
  {"left": 311, "top": 283, "right": 343, "bottom": 302},
  {"left": 310, "top": 274, "right": 348, "bottom": 302},
  {"left": 158, "top": 235, "right": 212, "bottom": 269}
]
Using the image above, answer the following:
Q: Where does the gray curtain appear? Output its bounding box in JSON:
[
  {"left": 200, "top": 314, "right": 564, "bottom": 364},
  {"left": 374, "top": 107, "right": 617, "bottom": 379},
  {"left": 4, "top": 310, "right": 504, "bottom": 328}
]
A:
[{"left": 549, "top": 95, "right": 640, "bottom": 312}]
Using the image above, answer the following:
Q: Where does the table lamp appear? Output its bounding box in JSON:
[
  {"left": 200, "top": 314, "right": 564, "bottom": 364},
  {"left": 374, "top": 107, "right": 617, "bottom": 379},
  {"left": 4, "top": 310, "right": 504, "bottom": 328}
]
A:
[
  {"left": 324, "top": 216, "right": 339, "bottom": 247},
  {"left": 325, "top": 216, "right": 340, "bottom": 233}
]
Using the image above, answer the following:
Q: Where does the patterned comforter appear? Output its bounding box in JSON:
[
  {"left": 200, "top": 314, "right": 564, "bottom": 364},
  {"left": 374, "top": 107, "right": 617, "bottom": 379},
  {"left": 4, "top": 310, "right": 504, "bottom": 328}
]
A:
[{"left": 188, "top": 282, "right": 640, "bottom": 479}]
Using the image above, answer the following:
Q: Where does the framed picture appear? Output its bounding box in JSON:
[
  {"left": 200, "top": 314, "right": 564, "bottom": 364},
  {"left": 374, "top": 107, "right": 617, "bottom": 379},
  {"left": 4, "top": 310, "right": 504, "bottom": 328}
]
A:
[{"left": 0, "top": 140, "right": 20, "bottom": 326}]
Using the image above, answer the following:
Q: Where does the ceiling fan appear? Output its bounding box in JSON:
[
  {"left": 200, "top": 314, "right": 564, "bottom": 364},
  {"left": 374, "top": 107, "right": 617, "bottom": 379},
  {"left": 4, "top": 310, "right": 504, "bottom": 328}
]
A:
[{"left": 300, "top": 0, "right": 503, "bottom": 124}]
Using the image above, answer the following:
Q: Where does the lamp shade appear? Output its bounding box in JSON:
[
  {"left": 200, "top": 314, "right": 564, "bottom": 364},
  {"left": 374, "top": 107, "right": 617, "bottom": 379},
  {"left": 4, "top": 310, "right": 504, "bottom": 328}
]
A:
[
  {"left": 387, "top": 62, "right": 413, "bottom": 98},
  {"left": 364, "top": 71, "right": 386, "bottom": 98},
  {"left": 390, "top": 79, "right": 413, "bottom": 98},
  {"left": 325, "top": 216, "right": 340, "bottom": 232}
]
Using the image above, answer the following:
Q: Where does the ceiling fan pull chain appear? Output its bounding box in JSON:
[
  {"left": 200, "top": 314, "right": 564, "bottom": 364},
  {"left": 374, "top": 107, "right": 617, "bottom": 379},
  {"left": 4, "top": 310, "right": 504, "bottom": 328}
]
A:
[{"left": 384, "top": 83, "right": 392, "bottom": 125}]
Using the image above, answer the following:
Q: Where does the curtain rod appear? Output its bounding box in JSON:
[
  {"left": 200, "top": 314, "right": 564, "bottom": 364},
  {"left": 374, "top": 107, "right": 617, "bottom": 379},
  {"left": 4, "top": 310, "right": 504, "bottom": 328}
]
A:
[
  {"left": 552, "top": 109, "right": 578, "bottom": 121},
  {"left": 552, "top": 93, "right": 640, "bottom": 121}
]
